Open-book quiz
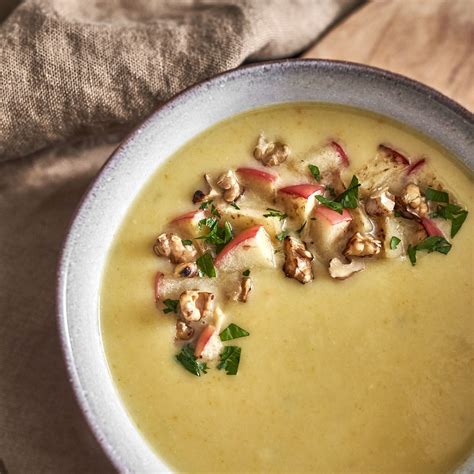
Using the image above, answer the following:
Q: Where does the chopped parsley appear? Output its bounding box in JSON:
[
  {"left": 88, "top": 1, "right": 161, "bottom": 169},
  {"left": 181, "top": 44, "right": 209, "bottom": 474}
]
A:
[
  {"left": 197, "top": 219, "right": 233, "bottom": 251},
  {"left": 389, "top": 236, "right": 401, "bottom": 250},
  {"left": 217, "top": 346, "right": 241, "bottom": 375},
  {"left": 276, "top": 230, "right": 289, "bottom": 241},
  {"left": 230, "top": 201, "right": 240, "bottom": 210},
  {"left": 196, "top": 252, "right": 217, "bottom": 278},
  {"left": 407, "top": 236, "right": 452, "bottom": 266},
  {"left": 219, "top": 323, "right": 250, "bottom": 341},
  {"left": 263, "top": 208, "right": 287, "bottom": 221},
  {"left": 181, "top": 239, "right": 193, "bottom": 246},
  {"left": 335, "top": 175, "right": 360, "bottom": 209},
  {"left": 242, "top": 269, "right": 250, "bottom": 277},
  {"left": 433, "top": 203, "right": 468, "bottom": 238},
  {"left": 308, "top": 164, "right": 321, "bottom": 182},
  {"left": 162, "top": 299, "right": 179, "bottom": 314},
  {"left": 315, "top": 195, "right": 344, "bottom": 214},
  {"left": 175, "top": 345, "right": 208, "bottom": 376},
  {"left": 425, "top": 187, "right": 449, "bottom": 203},
  {"left": 199, "top": 200, "right": 212, "bottom": 210}
]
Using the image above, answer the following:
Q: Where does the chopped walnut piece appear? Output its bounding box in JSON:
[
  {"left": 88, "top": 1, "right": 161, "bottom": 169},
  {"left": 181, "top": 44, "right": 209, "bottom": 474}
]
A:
[
  {"left": 365, "top": 187, "right": 395, "bottom": 216},
  {"left": 344, "top": 232, "right": 382, "bottom": 257},
  {"left": 329, "top": 258, "right": 365, "bottom": 280},
  {"left": 153, "top": 233, "right": 197, "bottom": 264},
  {"left": 283, "top": 236, "right": 314, "bottom": 284},
  {"left": 216, "top": 170, "right": 243, "bottom": 202},
  {"left": 174, "top": 262, "right": 198, "bottom": 278},
  {"left": 176, "top": 320, "right": 194, "bottom": 341},
  {"left": 254, "top": 132, "right": 290, "bottom": 167},
  {"left": 400, "top": 183, "right": 428, "bottom": 217},
  {"left": 192, "top": 190, "right": 206, "bottom": 204},
  {"left": 231, "top": 276, "right": 253, "bottom": 302},
  {"left": 179, "top": 290, "right": 215, "bottom": 322}
]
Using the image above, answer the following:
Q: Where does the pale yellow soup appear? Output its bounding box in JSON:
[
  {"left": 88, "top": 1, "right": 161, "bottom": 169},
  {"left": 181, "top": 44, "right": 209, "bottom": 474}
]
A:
[{"left": 101, "top": 104, "right": 474, "bottom": 473}]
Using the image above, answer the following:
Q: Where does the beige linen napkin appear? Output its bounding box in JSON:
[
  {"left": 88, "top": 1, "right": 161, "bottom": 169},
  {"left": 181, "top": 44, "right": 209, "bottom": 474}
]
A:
[{"left": 0, "top": 1, "right": 359, "bottom": 472}]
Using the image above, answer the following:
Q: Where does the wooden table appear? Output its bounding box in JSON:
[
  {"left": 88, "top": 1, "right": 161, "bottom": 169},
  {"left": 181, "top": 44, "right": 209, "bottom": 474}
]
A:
[{"left": 304, "top": 0, "right": 474, "bottom": 111}]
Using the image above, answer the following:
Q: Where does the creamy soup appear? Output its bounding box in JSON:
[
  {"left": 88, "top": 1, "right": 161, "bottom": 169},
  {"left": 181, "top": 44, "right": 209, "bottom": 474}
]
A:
[{"left": 101, "top": 103, "right": 474, "bottom": 473}]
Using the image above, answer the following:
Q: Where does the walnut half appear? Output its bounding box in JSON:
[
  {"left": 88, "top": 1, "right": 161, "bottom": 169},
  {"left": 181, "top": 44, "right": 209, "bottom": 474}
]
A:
[
  {"left": 283, "top": 236, "right": 314, "bottom": 284},
  {"left": 179, "top": 290, "right": 215, "bottom": 322},
  {"left": 400, "top": 183, "right": 428, "bottom": 217},
  {"left": 254, "top": 132, "right": 290, "bottom": 167},
  {"left": 216, "top": 170, "right": 243, "bottom": 202},
  {"left": 153, "top": 233, "right": 197, "bottom": 264},
  {"left": 343, "top": 232, "right": 382, "bottom": 257}
]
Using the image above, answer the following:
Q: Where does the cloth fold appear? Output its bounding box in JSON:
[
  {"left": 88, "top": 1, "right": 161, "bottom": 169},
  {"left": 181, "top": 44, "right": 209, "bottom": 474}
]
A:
[{"left": 0, "top": 0, "right": 359, "bottom": 161}]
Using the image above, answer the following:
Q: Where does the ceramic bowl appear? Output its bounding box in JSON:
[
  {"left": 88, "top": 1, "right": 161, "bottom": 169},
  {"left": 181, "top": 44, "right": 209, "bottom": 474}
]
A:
[{"left": 57, "top": 59, "right": 474, "bottom": 473}]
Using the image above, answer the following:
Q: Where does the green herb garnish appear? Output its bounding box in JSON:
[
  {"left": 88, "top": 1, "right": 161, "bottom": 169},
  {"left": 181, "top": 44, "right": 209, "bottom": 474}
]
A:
[
  {"left": 198, "top": 216, "right": 218, "bottom": 230},
  {"left": 197, "top": 220, "right": 233, "bottom": 251},
  {"left": 434, "top": 203, "right": 468, "bottom": 238},
  {"left": 335, "top": 175, "right": 360, "bottom": 209},
  {"left": 425, "top": 187, "right": 449, "bottom": 203},
  {"left": 217, "top": 346, "right": 241, "bottom": 375},
  {"left": 219, "top": 324, "right": 250, "bottom": 341},
  {"left": 263, "top": 208, "right": 287, "bottom": 221},
  {"left": 389, "top": 236, "right": 401, "bottom": 250},
  {"left": 181, "top": 239, "right": 193, "bottom": 246},
  {"left": 308, "top": 164, "right": 321, "bottom": 182},
  {"left": 276, "top": 230, "right": 289, "bottom": 241},
  {"left": 196, "top": 252, "right": 217, "bottom": 278},
  {"left": 230, "top": 201, "right": 240, "bottom": 210},
  {"left": 210, "top": 203, "right": 221, "bottom": 218},
  {"left": 199, "top": 200, "right": 212, "bottom": 210},
  {"left": 242, "top": 269, "right": 250, "bottom": 277},
  {"left": 163, "top": 299, "right": 179, "bottom": 314},
  {"left": 407, "top": 236, "right": 452, "bottom": 266},
  {"left": 176, "top": 345, "right": 208, "bottom": 376},
  {"left": 315, "top": 195, "right": 344, "bottom": 214}
]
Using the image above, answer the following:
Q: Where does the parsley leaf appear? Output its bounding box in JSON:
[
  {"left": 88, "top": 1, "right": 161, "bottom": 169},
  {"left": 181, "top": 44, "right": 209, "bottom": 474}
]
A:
[
  {"left": 175, "top": 345, "right": 208, "bottom": 376},
  {"left": 217, "top": 346, "right": 241, "bottom": 375},
  {"left": 197, "top": 220, "right": 233, "bottom": 251},
  {"left": 210, "top": 203, "right": 221, "bottom": 218},
  {"left": 196, "top": 252, "right": 217, "bottom": 278},
  {"left": 389, "top": 236, "right": 401, "bottom": 250},
  {"left": 276, "top": 230, "right": 289, "bottom": 241},
  {"left": 163, "top": 299, "right": 179, "bottom": 314},
  {"left": 199, "top": 200, "right": 212, "bottom": 210},
  {"left": 181, "top": 239, "right": 193, "bottom": 246},
  {"left": 335, "top": 175, "right": 360, "bottom": 209},
  {"left": 425, "top": 188, "right": 449, "bottom": 203},
  {"left": 242, "top": 269, "right": 250, "bottom": 276},
  {"left": 230, "top": 201, "right": 240, "bottom": 210},
  {"left": 407, "top": 236, "right": 452, "bottom": 266},
  {"left": 219, "top": 324, "right": 250, "bottom": 341},
  {"left": 308, "top": 164, "right": 321, "bottom": 182},
  {"left": 263, "top": 208, "right": 287, "bottom": 221},
  {"left": 315, "top": 195, "right": 344, "bottom": 214},
  {"left": 435, "top": 203, "right": 468, "bottom": 238}
]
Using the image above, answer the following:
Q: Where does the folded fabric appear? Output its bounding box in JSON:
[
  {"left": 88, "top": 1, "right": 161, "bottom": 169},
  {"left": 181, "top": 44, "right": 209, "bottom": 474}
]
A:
[{"left": 0, "top": 0, "right": 359, "bottom": 161}]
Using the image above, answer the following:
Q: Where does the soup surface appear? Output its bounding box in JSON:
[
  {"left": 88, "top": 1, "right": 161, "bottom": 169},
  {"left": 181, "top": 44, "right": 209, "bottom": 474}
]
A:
[{"left": 101, "top": 104, "right": 474, "bottom": 472}]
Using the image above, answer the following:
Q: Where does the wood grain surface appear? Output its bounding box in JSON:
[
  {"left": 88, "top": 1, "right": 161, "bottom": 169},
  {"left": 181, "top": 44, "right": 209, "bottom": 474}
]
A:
[{"left": 304, "top": 0, "right": 474, "bottom": 111}]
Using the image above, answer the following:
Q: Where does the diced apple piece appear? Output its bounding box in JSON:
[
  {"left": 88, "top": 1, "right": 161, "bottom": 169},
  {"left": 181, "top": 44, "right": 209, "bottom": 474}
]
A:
[
  {"left": 421, "top": 217, "right": 450, "bottom": 238},
  {"left": 378, "top": 144, "right": 410, "bottom": 166},
  {"left": 406, "top": 158, "right": 426, "bottom": 176},
  {"left": 154, "top": 273, "right": 217, "bottom": 302},
  {"left": 170, "top": 210, "right": 205, "bottom": 238},
  {"left": 379, "top": 217, "right": 405, "bottom": 259},
  {"left": 236, "top": 167, "right": 278, "bottom": 199},
  {"left": 349, "top": 206, "right": 375, "bottom": 234},
  {"left": 330, "top": 141, "right": 350, "bottom": 167},
  {"left": 277, "top": 184, "right": 325, "bottom": 223},
  {"left": 357, "top": 147, "right": 409, "bottom": 196},
  {"left": 194, "top": 325, "right": 223, "bottom": 361},
  {"left": 308, "top": 206, "right": 352, "bottom": 261},
  {"left": 215, "top": 225, "right": 275, "bottom": 272}
]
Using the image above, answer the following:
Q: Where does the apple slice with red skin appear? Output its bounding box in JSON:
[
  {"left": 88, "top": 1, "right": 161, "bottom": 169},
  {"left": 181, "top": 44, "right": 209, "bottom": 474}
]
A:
[
  {"left": 331, "top": 141, "right": 350, "bottom": 167},
  {"left": 308, "top": 206, "right": 352, "bottom": 262},
  {"left": 406, "top": 158, "right": 426, "bottom": 176},
  {"left": 378, "top": 144, "right": 410, "bottom": 166},
  {"left": 236, "top": 167, "right": 278, "bottom": 199},
  {"left": 215, "top": 225, "right": 275, "bottom": 271},
  {"left": 421, "top": 217, "right": 445, "bottom": 237},
  {"left": 194, "top": 325, "right": 216, "bottom": 357},
  {"left": 277, "top": 184, "right": 325, "bottom": 223},
  {"left": 154, "top": 272, "right": 217, "bottom": 303}
]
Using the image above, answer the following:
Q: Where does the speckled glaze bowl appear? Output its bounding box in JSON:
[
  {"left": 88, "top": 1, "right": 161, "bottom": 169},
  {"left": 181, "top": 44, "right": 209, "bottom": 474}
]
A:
[{"left": 57, "top": 59, "right": 474, "bottom": 473}]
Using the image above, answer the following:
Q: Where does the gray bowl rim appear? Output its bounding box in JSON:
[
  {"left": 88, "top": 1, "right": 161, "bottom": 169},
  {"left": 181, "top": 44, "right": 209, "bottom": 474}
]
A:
[{"left": 57, "top": 58, "right": 474, "bottom": 473}]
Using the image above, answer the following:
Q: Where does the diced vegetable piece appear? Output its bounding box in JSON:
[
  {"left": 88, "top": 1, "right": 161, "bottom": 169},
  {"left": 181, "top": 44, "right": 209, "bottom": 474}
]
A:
[
  {"left": 421, "top": 217, "right": 447, "bottom": 238},
  {"left": 154, "top": 271, "right": 164, "bottom": 302},
  {"left": 236, "top": 167, "right": 278, "bottom": 183},
  {"left": 406, "top": 158, "right": 426, "bottom": 175},
  {"left": 277, "top": 184, "right": 325, "bottom": 223},
  {"left": 154, "top": 274, "right": 217, "bottom": 302},
  {"left": 314, "top": 206, "right": 352, "bottom": 225},
  {"left": 378, "top": 144, "right": 410, "bottom": 166},
  {"left": 215, "top": 225, "right": 275, "bottom": 271},
  {"left": 331, "top": 141, "right": 350, "bottom": 167},
  {"left": 194, "top": 325, "right": 217, "bottom": 357},
  {"left": 170, "top": 210, "right": 206, "bottom": 238},
  {"left": 350, "top": 206, "right": 374, "bottom": 234}
]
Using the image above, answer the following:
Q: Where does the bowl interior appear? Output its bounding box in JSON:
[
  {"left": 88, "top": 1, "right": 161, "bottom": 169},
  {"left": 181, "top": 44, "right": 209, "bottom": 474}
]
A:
[{"left": 58, "top": 59, "right": 474, "bottom": 473}]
